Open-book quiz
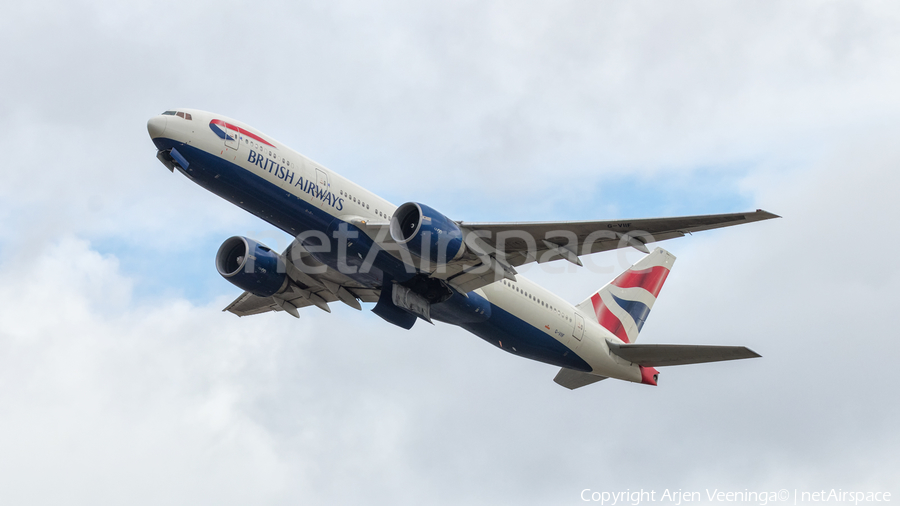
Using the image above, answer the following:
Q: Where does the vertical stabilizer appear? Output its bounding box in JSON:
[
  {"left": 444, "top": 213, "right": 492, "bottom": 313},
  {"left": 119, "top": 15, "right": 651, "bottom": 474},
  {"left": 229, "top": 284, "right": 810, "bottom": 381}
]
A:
[{"left": 575, "top": 248, "right": 675, "bottom": 343}]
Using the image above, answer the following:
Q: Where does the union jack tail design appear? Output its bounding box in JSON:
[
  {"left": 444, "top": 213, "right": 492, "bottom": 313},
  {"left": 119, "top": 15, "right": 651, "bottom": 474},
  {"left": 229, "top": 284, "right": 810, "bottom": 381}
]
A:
[{"left": 575, "top": 248, "right": 676, "bottom": 344}]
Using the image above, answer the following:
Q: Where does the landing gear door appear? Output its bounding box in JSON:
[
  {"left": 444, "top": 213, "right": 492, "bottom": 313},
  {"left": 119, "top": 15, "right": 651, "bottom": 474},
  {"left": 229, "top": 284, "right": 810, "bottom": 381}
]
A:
[{"left": 573, "top": 313, "right": 585, "bottom": 341}]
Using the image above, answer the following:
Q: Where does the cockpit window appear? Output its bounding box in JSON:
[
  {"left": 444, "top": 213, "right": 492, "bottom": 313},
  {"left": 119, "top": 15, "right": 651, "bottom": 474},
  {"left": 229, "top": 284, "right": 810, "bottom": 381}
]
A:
[{"left": 168, "top": 111, "right": 193, "bottom": 120}]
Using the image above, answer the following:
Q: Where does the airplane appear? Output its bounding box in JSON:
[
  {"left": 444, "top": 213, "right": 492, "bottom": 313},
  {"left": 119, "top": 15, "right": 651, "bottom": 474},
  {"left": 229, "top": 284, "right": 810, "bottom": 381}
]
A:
[{"left": 147, "top": 109, "right": 778, "bottom": 389}]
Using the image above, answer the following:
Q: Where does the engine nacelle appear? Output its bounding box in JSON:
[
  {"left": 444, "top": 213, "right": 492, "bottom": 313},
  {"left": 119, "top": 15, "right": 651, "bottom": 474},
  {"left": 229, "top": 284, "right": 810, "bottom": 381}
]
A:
[
  {"left": 216, "top": 236, "right": 288, "bottom": 297},
  {"left": 390, "top": 202, "right": 465, "bottom": 264}
]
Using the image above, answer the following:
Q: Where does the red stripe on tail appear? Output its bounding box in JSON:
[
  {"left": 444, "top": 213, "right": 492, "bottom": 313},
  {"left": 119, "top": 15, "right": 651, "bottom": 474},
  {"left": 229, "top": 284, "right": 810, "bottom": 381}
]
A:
[
  {"left": 611, "top": 266, "right": 670, "bottom": 298},
  {"left": 590, "top": 293, "right": 631, "bottom": 343}
]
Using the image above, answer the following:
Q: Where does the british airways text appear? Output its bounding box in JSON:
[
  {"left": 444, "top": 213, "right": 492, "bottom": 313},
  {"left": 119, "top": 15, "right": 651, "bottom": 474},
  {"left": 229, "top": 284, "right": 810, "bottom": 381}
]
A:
[{"left": 247, "top": 149, "right": 344, "bottom": 211}]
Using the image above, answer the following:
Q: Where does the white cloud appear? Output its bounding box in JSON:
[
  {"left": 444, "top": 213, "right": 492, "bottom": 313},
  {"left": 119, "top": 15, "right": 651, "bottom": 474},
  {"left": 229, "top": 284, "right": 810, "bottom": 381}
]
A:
[{"left": 1, "top": 0, "right": 899, "bottom": 503}]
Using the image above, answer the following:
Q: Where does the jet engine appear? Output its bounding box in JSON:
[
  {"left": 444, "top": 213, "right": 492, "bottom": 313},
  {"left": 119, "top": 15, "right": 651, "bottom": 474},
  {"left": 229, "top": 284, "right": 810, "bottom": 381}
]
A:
[
  {"left": 216, "top": 236, "right": 288, "bottom": 297},
  {"left": 390, "top": 202, "right": 465, "bottom": 264}
]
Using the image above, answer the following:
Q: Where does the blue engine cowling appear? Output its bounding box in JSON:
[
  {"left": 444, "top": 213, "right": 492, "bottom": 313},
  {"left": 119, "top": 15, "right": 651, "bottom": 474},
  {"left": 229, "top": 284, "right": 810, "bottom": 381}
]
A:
[
  {"left": 216, "top": 236, "right": 288, "bottom": 297},
  {"left": 390, "top": 202, "right": 466, "bottom": 264}
]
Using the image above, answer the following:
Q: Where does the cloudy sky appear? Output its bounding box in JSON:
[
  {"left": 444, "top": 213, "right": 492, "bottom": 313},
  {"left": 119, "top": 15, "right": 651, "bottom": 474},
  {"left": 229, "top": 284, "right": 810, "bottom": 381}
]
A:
[{"left": 1, "top": 1, "right": 898, "bottom": 504}]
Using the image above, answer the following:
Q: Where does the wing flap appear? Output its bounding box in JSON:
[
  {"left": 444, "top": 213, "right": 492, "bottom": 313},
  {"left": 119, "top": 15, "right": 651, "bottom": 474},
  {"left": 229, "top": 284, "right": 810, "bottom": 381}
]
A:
[{"left": 608, "top": 342, "right": 761, "bottom": 367}]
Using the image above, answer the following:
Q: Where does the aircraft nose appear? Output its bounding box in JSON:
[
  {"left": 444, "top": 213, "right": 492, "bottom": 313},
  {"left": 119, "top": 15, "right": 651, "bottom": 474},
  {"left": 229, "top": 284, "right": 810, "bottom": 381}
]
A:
[{"left": 147, "top": 116, "right": 167, "bottom": 138}]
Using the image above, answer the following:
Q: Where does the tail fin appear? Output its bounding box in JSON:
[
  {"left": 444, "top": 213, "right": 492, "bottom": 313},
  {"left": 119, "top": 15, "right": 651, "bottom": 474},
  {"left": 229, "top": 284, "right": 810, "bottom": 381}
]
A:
[{"left": 575, "top": 248, "right": 675, "bottom": 343}]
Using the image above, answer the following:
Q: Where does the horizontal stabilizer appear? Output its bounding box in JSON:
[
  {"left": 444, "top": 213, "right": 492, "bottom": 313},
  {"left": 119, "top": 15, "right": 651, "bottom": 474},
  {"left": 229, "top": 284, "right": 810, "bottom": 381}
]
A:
[
  {"left": 607, "top": 342, "right": 761, "bottom": 367},
  {"left": 553, "top": 368, "right": 608, "bottom": 390}
]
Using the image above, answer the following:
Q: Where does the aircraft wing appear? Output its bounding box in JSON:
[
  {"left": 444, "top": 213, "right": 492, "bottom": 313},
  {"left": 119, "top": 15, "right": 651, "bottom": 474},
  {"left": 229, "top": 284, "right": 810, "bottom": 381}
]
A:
[
  {"left": 458, "top": 209, "right": 779, "bottom": 261},
  {"left": 223, "top": 239, "right": 381, "bottom": 317},
  {"left": 607, "top": 342, "right": 761, "bottom": 367},
  {"left": 362, "top": 209, "right": 778, "bottom": 293},
  {"left": 224, "top": 289, "right": 322, "bottom": 316}
]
